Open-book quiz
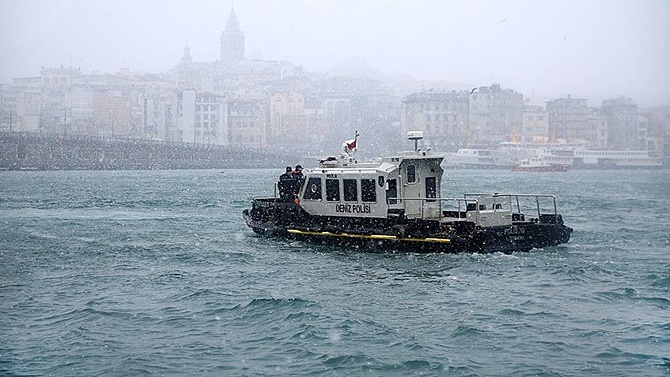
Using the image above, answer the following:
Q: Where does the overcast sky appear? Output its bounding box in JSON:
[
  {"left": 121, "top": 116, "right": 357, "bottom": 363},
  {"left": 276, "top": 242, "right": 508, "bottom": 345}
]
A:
[{"left": 1, "top": 0, "right": 668, "bottom": 106}]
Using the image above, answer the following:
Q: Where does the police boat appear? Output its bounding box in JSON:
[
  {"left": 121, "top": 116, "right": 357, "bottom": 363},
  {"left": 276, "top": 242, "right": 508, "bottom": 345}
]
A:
[{"left": 243, "top": 131, "right": 572, "bottom": 253}]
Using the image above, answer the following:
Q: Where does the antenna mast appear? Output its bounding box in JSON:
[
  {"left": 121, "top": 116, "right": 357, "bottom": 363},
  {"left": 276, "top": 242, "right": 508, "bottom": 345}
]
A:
[{"left": 407, "top": 131, "right": 423, "bottom": 151}]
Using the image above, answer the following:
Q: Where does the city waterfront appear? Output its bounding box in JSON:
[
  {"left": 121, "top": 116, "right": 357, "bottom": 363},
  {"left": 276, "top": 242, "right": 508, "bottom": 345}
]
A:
[{"left": 0, "top": 131, "right": 299, "bottom": 170}]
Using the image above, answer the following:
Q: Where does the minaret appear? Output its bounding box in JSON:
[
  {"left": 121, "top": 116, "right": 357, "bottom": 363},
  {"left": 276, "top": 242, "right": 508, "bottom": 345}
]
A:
[{"left": 220, "top": 8, "right": 245, "bottom": 62}]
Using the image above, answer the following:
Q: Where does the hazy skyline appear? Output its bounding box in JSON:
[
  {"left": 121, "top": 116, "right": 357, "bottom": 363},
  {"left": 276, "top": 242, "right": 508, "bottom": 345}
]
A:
[{"left": 1, "top": 0, "right": 668, "bottom": 106}]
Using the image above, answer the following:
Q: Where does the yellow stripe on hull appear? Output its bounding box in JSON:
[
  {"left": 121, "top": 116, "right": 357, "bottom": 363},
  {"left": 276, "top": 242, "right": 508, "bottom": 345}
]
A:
[{"left": 286, "top": 229, "right": 450, "bottom": 244}]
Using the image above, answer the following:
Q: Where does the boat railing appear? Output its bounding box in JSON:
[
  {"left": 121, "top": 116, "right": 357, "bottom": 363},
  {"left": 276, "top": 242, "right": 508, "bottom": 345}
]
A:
[
  {"left": 464, "top": 193, "right": 559, "bottom": 224},
  {"left": 391, "top": 193, "right": 561, "bottom": 224},
  {"left": 387, "top": 196, "right": 487, "bottom": 221},
  {"left": 438, "top": 196, "right": 512, "bottom": 225}
]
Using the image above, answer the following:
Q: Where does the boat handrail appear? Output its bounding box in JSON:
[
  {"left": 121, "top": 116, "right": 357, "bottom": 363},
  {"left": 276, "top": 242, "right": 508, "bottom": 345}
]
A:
[
  {"left": 464, "top": 193, "right": 558, "bottom": 222},
  {"left": 394, "top": 193, "right": 560, "bottom": 224},
  {"left": 464, "top": 192, "right": 557, "bottom": 199}
]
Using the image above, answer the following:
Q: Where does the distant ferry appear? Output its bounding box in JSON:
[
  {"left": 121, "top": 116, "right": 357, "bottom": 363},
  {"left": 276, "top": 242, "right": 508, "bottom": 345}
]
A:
[
  {"left": 441, "top": 148, "right": 502, "bottom": 169},
  {"left": 513, "top": 156, "right": 570, "bottom": 172},
  {"left": 442, "top": 141, "right": 663, "bottom": 169},
  {"left": 536, "top": 147, "right": 663, "bottom": 168},
  {"left": 243, "top": 132, "right": 572, "bottom": 253}
]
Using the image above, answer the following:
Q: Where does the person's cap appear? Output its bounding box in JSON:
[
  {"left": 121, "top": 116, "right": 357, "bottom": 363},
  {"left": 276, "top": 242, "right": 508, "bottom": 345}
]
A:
[
  {"left": 286, "top": 166, "right": 292, "bottom": 172},
  {"left": 295, "top": 165, "right": 303, "bottom": 170}
]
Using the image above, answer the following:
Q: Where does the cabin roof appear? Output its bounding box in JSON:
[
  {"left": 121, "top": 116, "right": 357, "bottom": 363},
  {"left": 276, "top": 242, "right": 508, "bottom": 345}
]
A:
[
  {"left": 382, "top": 154, "right": 444, "bottom": 164},
  {"left": 312, "top": 151, "right": 443, "bottom": 175},
  {"left": 309, "top": 161, "right": 398, "bottom": 175}
]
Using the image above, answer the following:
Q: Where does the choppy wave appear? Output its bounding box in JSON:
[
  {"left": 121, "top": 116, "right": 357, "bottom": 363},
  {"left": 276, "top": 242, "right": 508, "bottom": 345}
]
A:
[{"left": 1, "top": 169, "right": 669, "bottom": 376}]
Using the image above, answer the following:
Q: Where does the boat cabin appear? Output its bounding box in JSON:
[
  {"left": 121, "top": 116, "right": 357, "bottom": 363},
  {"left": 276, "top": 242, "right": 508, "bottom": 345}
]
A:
[{"left": 297, "top": 152, "right": 444, "bottom": 221}]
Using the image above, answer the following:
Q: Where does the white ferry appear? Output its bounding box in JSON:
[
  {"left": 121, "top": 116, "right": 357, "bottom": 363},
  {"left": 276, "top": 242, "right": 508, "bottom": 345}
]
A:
[
  {"left": 537, "top": 147, "right": 663, "bottom": 168},
  {"left": 243, "top": 132, "right": 573, "bottom": 253},
  {"left": 494, "top": 140, "right": 663, "bottom": 168},
  {"left": 442, "top": 148, "right": 502, "bottom": 169},
  {"left": 513, "top": 156, "right": 570, "bottom": 172}
]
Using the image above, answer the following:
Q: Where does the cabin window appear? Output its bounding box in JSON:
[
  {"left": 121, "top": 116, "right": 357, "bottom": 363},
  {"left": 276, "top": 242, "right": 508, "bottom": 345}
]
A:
[
  {"left": 303, "top": 177, "right": 322, "bottom": 200},
  {"left": 326, "top": 179, "right": 340, "bottom": 201},
  {"left": 425, "top": 177, "right": 437, "bottom": 202},
  {"left": 361, "top": 179, "right": 376, "bottom": 203},
  {"left": 343, "top": 179, "right": 357, "bottom": 202},
  {"left": 386, "top": 179, "right": 398, "bottom": 205},
  {"left": 406, "top": 165, "right": 416, "bottom": 183}
]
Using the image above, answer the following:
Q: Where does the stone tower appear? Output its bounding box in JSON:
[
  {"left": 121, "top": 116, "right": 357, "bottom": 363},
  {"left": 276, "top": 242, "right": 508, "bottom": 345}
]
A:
[{"left": 220, "top": 8, "right": 245, "bottom": 62}]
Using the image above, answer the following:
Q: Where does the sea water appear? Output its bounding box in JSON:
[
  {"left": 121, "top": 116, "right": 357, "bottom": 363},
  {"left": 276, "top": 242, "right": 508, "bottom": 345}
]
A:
[{"left": 1, "top": 168, "right": 669, "bottom": 376}]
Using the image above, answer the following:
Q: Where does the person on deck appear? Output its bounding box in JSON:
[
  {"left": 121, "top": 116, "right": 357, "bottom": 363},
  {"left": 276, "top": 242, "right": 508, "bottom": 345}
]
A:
[
  {"left": 291, "top": 165, "right": 305, "bottom": 195},
  {"left": 278, "top": 166, "right": 295, "bottom": 201}
]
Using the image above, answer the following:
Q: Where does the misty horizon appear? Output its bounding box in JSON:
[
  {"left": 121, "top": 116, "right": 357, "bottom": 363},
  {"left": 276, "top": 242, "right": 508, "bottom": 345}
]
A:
[{"left": 1, "top": 0, "right": 669, "bottom": 107}]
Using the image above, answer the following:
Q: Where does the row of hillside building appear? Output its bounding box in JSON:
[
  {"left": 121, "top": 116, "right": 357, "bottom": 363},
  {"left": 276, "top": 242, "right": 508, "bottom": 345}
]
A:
[
  {"left": 1, "top": 8, "right": 667, "bottom": 155},
  {"left": 404, "top": 86, "right": 667, "bottom": 153},
  {"left": 0, "top": 63, "right": 401, "bottom": 156}
]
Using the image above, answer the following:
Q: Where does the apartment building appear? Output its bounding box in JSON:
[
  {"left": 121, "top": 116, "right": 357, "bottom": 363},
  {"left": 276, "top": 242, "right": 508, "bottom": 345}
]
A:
[
  {"left": 546, "top": 95, "right": 589, "bottom": 142},
  {"left": 469, "top": 84, "right": 524, "bottom": 146},
  {"left": 402, "top": 91, "right": 470, "bottom": 151}
]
